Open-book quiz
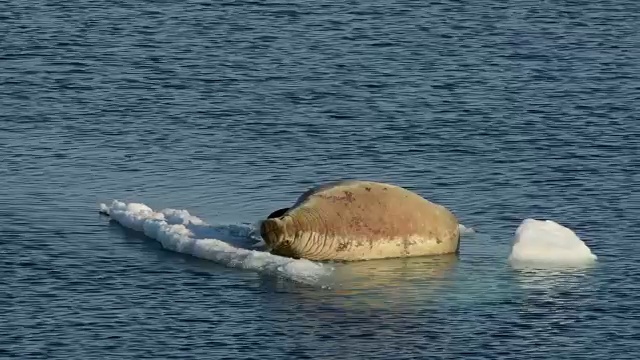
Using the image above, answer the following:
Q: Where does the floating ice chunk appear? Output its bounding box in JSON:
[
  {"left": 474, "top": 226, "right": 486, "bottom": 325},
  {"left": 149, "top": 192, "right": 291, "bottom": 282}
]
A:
[
  {"left": 508, "top": 218, "right": 597, "bottom": 267},
  {"left": 99, "top": 200, "right": 333, "bottom": 284},
  {"left": 459, "top": 224, "right": 476, "bottom": 235}
]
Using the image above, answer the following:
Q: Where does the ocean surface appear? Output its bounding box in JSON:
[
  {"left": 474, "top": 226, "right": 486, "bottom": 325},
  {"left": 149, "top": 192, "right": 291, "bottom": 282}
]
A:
[{"left": 2, "top": 0, "right": 639, "bottom": 358}]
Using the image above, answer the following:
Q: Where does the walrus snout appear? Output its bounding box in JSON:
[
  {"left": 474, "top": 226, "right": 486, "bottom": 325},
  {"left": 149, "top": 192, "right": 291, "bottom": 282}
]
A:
[
  {"left": 260, "top": 218, "right": 297, "bottom": 258},
  {"left": 260, "top": 218, "right": 285, "bottom": 248}
]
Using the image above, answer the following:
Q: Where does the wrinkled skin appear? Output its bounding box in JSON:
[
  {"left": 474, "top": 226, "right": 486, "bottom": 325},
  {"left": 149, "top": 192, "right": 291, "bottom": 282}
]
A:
[{"left": 260, "top": 180, "right": 460, "bottom": 261}]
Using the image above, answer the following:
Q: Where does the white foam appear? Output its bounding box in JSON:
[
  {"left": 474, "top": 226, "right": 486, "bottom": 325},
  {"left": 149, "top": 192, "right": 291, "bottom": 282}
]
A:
[
  {"left": 100, "top": 200, "right": 333, "bottom": 284},
  {"left": 508, "top": 218, "right": 597, "bottom": 267},
  {"left": 459, "top": 224, "right": 476, "bottom": 235}
]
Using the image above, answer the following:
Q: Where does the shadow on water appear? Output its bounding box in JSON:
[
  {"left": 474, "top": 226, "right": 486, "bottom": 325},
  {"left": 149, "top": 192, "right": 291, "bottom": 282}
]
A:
[
  {"left": 182, "top": 222, "right": 263, "bottom": 250},
  {"left": 101, "top": 214, "right": 244, "bottom": 275},
  {"left": 100, "top": 208, "right": 263, "bottom": 249}
]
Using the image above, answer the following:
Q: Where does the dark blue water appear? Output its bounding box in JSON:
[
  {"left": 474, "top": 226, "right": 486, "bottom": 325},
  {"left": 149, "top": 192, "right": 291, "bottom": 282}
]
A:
[{"left": 2, "top": 0, "right": 639, "bottom": 358}]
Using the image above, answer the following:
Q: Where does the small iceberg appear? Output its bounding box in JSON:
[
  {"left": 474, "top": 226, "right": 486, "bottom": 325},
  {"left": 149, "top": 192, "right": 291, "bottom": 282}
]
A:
[
  {"left": 508, "top": 218, "right": 597, "bottom": 267},
  {"left": 99, "top": 200, "right": 333, "bottom": 284}
]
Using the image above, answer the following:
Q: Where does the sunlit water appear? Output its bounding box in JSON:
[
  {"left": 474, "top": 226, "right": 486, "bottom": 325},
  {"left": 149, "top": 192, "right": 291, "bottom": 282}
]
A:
[{"left": 2, "top": 0, "right": 639, "bottom": 359}]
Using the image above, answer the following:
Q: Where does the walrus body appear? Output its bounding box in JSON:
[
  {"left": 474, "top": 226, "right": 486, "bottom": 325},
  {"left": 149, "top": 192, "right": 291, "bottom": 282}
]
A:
[{"left": 260, "top": 180, "right": 460, "bottom": 261}]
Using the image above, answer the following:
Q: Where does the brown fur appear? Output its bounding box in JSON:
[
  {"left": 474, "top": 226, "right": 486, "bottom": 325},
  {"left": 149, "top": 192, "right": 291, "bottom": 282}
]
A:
[{"left": 261, "top": 180, "right": 460, "bottom": 261}]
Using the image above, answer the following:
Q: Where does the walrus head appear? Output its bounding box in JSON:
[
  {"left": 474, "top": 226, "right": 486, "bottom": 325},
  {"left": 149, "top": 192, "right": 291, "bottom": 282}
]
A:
[{"left": 260, "top": 216, "right": 297, "bottom": 258}]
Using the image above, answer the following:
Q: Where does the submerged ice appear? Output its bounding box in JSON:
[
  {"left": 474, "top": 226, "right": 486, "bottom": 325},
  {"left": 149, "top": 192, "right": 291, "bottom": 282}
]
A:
[
  {"left": 99, "top": 200, "right": 333, "bottom": 284},
  {"left": 458, "top": 224, "right": 476, "bottom": 235},
  {"left": 508, "top": 218, "right": 597, "bottom": 267}
]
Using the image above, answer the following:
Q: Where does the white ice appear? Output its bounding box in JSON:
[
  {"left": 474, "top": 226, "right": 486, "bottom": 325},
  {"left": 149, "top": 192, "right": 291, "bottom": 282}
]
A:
[
  {"left": 508, "top": 218, "right": 597, "bottom": 267},
  {"left": 99, "top": 200, "right": 333, "bottom": 284},
  {"left": 459, "top": 224, "right": 476, "bottom": 235}
]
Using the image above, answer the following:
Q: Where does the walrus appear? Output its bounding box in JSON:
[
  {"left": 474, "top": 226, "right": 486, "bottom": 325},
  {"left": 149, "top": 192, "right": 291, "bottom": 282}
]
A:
[{"left": 260, "top": 180, "right": 460, "bottom": 261}]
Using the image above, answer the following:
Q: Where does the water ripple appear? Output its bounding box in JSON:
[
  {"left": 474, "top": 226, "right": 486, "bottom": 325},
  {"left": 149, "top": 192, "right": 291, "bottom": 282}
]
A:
[{"left": 1, "top": 0, "right": 639, "bottom": 358}]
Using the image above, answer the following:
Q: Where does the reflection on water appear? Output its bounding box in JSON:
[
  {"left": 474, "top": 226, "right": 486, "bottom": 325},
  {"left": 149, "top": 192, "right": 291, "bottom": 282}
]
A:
[
  {"left": 512, "top": 266, "right": 596, "bottom": 299},
  {"left": 511, "top": 265, "right": 600, "bottom": 330},
  {"left": 327, "top": 254, "right": 459, "bottom": 291},
  {"left": 514, "top": 267, "right": 593, "bottom": 287},
  {"left": 306, "top": 255, "right": 460, "bottom": 312}
]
